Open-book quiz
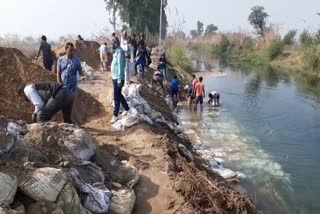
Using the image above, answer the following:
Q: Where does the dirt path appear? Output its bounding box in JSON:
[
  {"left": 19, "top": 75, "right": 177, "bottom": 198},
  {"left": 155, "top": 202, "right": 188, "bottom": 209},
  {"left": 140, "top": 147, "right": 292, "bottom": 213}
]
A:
[{"left": 78, "top": 72, "right": 191, "bottom": 214}]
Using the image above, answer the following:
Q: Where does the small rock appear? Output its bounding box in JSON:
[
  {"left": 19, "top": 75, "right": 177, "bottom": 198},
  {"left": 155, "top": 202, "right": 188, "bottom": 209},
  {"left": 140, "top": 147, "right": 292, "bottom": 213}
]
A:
[
  {"left": 60, "top": 161, "right": 70, "bottom": 167},
  {"left": 23, "top": 162, "right": 31, "bottom": 167},
  {"left": 178, "top": 144, "right": 194, "bottom": 162}
]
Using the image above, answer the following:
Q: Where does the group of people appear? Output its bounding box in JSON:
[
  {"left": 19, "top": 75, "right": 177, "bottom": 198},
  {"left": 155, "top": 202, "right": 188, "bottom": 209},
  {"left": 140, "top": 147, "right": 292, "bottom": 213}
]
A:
[
  {"left": 186, "top": 74, "right": 220, "bottom": 111},
  {"left": 18, "top": 32, "right": 219, "bottom": 125},
  {"left": 19, "top": 41, "right": 84, "bottom": 124},
  {"left": 98, "top": 32, "right": 151, "bottom": 81}
]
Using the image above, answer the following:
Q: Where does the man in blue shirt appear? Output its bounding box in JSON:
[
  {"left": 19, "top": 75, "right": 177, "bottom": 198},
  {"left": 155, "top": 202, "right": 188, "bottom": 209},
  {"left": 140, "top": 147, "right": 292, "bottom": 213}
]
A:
[
  {"left": 110, "top": 39, "right": 130, "bottom": 124},
  {"left": 57, "top": 42, "right": 85, "bottom": 93},
  {"left": 171, "top": 75, "right": 179, "bottom": 108}
]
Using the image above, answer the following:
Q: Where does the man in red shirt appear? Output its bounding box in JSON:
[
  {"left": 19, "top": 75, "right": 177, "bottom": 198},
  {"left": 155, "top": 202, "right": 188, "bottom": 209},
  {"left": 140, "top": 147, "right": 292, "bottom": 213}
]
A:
[
  {"left": 194, "top": 76, "right": 205, "bottom": 111},
  {"left": 189, "top": 74, "right": 198, "bottom": 106}
]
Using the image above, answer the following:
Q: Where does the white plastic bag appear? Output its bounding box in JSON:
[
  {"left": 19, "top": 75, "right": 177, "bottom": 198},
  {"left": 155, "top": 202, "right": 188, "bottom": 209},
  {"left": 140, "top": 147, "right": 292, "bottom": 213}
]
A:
[
  {"left": 0, "top": 172, "right": 18, "bottom": 204},
  {"left": 19, "top": 167, "right": 67, "bottom": 202},
  {"left": 68, "top": 168, "right": 111, "bottom": 214},
  {"left": 63, "top": 129, "right": 96, "bottom": 161}
]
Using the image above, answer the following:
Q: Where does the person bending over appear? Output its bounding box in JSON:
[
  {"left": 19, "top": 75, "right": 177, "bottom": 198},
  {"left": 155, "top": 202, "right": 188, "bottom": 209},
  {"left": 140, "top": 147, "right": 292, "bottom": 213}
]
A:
[
  {"left": 17, "top": 82, "right": 74, "bottom": 123},
  {"left": 208, "top": 91, "right": 220, "bottom": 107}
]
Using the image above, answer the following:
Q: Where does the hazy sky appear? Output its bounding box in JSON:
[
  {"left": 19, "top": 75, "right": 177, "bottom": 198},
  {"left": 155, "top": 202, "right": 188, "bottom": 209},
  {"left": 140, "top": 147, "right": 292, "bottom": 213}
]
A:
[{"left": 0, "top": 0, "right": 319, "bottom": 39}]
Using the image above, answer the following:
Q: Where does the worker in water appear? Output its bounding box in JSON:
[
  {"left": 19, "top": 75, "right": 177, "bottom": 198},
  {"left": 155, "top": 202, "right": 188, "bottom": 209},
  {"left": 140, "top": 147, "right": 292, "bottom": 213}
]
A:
[
  {"left": 208, "top": 91, "right": 220, "bottom": 107},
  {"left": 17, "top": 82, "right": 74, "bottom": 123}
]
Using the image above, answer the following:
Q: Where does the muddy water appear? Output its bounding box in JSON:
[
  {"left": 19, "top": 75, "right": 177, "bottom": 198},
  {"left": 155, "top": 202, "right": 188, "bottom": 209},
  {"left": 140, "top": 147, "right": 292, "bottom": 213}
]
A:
[{"left": 178, "top": 62, "right": 320, "bottom": 214}]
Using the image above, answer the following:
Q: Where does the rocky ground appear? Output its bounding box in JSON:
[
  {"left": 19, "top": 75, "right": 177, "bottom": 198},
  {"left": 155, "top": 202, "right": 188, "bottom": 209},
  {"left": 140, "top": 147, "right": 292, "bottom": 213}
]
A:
[{"left": 0, "top": 44, "right": 261, "bottom": 214}]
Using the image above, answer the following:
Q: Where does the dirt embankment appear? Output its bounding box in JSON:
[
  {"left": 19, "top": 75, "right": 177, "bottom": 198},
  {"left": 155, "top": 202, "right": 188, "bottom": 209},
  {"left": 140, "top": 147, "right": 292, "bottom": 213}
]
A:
[
  {"left": 0, "top": 45, "right": 261, "bottom": 213},
  {"left": 54, "top": 40, "right": 112, "bottom": 70},
  {"left": 0, "top": 47, "right": 56, "bottom": 122}
]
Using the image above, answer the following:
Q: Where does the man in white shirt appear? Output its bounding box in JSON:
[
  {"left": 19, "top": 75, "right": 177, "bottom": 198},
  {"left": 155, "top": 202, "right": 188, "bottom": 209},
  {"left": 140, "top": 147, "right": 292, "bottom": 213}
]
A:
[
  {"left": 208, "top": 91, "right": 220, "bottom": 107},
  {"left": 121, "top": 32, "right": 134, "bottom": 85},
  {"left": 98, "top": 43, "right": 109, "bottom": 71},
  {"left": 17, "top": 82, "right": 74, "bottom": 123}
]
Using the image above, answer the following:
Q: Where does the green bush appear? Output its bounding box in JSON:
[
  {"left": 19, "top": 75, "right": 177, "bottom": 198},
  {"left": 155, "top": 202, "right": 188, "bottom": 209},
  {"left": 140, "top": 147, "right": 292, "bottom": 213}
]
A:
[
  {"left": 167, "top": 42, "right": 193, "bottom": 72},
  {"left": 314, "top": 30, "right": 320, "bottom": 45},
  {"left": 213, "top": 35, "right": 230, "bottom": 58},
  {"left": 282, "top": 30, "right": 297, "bottom": 45},
  {"left": 301, "top": 45, "right": 320, "bottom": 71},
  {"left": 266, "top": 40, "right": 284, "bottom": 60},
  {"left": 300, "top": 30, "right": 314, "bottom": 46}
]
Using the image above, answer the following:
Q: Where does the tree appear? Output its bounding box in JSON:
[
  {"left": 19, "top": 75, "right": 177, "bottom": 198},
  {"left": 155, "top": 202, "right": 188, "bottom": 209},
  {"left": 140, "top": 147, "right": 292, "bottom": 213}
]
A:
[
  {"left": 248, "top": 6, "right": 269, "bottom": 36},
  {"left": 197, "top": 21, "right": 204, "bottom": 36},
  {"left": 190, "top": 30, "right": 198, "bottom": 38},
  {"left": 204, "top": 24, "right": 218, "bottom": 36},
  {"left": 282, "top": 30, "right": 297, "bottom": 45},
  {"left": 105, "top": 0, "right": 168, "bottom": 38}
]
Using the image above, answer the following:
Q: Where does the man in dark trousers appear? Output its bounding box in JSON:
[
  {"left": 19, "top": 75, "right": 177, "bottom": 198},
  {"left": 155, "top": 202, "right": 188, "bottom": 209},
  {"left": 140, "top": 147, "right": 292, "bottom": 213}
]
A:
[
  {"left": 17, "top": 82, "right": 74, "bottom": 123},
  {"left": 36, "top": 35, "right": 53, "bottom": 71}
]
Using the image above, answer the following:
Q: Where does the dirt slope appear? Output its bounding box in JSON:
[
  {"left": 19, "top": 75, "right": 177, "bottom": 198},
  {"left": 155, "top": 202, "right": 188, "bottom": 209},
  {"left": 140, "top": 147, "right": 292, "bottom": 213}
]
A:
[
  {"left": 0, "top": 47, "right": 56, "bottom": 122},
  {"left": 79, "top": 73, "right": 261, "bottom": 214},
  {"left": 54, "top": 40, "right": 103, "bottom": 69}
]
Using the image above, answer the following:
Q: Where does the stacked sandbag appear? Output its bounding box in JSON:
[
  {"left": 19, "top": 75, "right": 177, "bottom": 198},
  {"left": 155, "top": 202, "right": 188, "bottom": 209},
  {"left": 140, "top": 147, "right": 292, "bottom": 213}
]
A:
[{"left": 0, "top": 117, "right": 140, "bottom": 214}]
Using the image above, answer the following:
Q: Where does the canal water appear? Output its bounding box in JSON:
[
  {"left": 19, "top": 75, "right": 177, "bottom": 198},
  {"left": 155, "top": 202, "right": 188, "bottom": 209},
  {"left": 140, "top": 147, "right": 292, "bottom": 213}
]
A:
[{"left": 178, "top": 59, "right": 320, "bottom": 214}]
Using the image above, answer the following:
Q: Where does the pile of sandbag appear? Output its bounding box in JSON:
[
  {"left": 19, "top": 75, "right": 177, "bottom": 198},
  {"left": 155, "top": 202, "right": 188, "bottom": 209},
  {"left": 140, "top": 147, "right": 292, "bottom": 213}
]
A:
[
  {"left": 0, "top": 117, "right": 139, "bottom": 214},
  {"left": 112, "top": 84, "right": 177, "bottom": 131}
]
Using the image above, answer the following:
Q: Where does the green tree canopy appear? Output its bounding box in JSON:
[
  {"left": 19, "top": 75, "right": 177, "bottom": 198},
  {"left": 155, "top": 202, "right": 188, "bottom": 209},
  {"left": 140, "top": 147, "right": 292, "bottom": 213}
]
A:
[
  {"left": 105, "top": 0, "right": 168, "bottom": 38},
  {"left": 204, "top": 24, "right": 218, "bottom": 36},
  {"left": 248, "top": 6, "right": 269, "bottom": 36},
  {"left": 190, "top": 30, "right": 198, "bottom": 38},
  {"left": 197, "top": 21, "right": 204, "bottom": 36}
]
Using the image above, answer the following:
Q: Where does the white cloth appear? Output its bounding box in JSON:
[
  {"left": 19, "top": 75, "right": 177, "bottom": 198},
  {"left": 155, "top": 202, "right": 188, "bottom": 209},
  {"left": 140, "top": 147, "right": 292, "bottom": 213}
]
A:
[
  {"left": 99, "top": 45, "right": 108, "bottom": 54},
  {"left": 24, "top": 85, "right": 44, "bottom": 113},
  {"left": 210, "top": 91, "right": 219, "bottom": 96},
  {"left": 121, "top": 39, "right": 129, "bottom": 52}
]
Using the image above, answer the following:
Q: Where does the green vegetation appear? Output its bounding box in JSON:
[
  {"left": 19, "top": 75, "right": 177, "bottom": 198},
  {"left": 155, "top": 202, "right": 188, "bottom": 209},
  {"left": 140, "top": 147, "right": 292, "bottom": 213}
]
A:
[
  {"left": 266, "top": 40, "right": 284, "bottom": 60},
  {"left": 190, "top": 21, "right": 219, "bottom": 38},
  {"left": 166, "top": 40, "right": 193, "bottom": 77},
  {"left": 248, "top": 6, "right": 269, "bottom": 36},
  {"left": 104, "top": 0, "right": 168, "bottom": 38},
  {"left": 186, "top": 5, "right": 320, "bottom": 75}
]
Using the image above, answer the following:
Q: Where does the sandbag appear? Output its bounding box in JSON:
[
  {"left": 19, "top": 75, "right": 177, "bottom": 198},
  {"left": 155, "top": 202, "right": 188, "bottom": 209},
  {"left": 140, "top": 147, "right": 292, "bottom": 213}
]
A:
[
  {"left": 19, "top": 167, "right": 67, "bottom": 202},
  {"left": 109, "top": 188, "right": 136, "bottom": 214},
  {"left": 56, "top": 182, "right": 91, "bottom": 214},
  {"left": 0, "top": 172, "right": 18, "bottom": 204},
  {"left": 0, "top": 207, "right": 25, "bottom": 214},
  {"left": 73, "top": 161, "right": 105, "bottom": 184},
  {"left": 63, "top": 129, "right": 96, "bottom": 161},
  {"left": 6, "top": 122, "right": 26, "bottom": 136},
  {"left": 81, "top": 62, "right": 94, "bottom": 80},
  {"left": 26, "top": 201, "right": 64, "bottom": 214},
  {"left": 178, "top": 144, "right": 194, "bottom": 162},
  {"left": 0, "top": 131, "right": 16, "bottom": 155},
  {"left": 68, "top": 168, "right": 111, "bottom": 213}
]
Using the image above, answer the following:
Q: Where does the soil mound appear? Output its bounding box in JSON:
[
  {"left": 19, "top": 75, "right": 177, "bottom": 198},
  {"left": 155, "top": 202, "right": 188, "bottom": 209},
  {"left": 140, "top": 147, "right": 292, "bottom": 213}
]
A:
[
  {"left": 0, "top": 47, "right": 56, "bottom": 122},
  {"left": 54, "top": 40, "right": 101, "bottom": 69}
]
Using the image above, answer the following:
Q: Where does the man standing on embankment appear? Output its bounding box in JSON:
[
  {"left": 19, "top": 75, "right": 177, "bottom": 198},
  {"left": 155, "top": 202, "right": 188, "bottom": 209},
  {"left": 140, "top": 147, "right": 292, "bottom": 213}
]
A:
[
  {"left": 57, "top": 42, "right": 85, "bottom": 93},
  {"left": 36, "top": 35, "right": 53, "bottom": 71}
]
